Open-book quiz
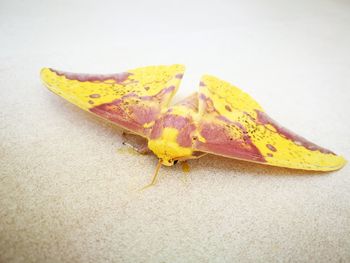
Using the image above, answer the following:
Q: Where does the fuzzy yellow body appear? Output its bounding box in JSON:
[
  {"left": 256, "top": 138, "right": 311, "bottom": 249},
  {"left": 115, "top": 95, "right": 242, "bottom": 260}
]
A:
[{"left": 148, "top": 127, "right": 194, "bottom": 166}]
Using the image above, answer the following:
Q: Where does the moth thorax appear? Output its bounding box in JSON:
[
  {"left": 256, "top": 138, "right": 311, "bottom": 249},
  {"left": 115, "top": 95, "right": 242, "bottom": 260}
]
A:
[{"left": 147, "top": 127, "right": 193, "bottom": 166}]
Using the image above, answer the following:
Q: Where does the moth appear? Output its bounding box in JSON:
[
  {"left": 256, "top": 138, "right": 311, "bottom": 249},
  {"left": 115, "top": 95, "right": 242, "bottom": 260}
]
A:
[{"left": 41, "top": 64, "right": 346, "bottom": 185}]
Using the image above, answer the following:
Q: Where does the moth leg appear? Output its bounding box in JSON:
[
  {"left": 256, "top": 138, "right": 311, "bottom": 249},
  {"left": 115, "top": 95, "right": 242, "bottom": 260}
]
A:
[
  {"left": 139, "top": 159, "right": 162, "bottom": 191},
  {"left": 181, "top": 161, "right": 190, "bottom": 173},
  {"left": 178, "top": 161, "right": 190, "bottom": 184},
  {"left": 190, "top": 151, "right": 208, "bottom": 159},
  {"left": 122, "top": 131, "right": 150, "bottom": 154}
]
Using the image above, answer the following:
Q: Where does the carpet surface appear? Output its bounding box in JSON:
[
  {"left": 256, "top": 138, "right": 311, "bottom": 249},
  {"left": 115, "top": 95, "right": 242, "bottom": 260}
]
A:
[{"left": 1, "top": 0, "right": 350, "bottom": 262}]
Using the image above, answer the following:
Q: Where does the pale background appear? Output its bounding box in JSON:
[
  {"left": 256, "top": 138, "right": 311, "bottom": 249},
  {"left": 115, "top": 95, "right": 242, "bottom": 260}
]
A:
[{"left": 1, "top": 0, "right": 350, "bottom": 262}]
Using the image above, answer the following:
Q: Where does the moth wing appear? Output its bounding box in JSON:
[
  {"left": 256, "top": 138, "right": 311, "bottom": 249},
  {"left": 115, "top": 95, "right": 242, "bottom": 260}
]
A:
[
  {"left": 41, "top": 64, "right": 185, "bottom": 137},
  {"left": 193, "top": 75, "right": 346, "bottom": 171}
]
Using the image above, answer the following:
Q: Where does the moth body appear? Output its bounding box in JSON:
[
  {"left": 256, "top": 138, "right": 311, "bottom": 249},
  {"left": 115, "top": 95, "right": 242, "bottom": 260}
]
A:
[{"left": 147, "top": 97, "right": 198, "bottom": 166}]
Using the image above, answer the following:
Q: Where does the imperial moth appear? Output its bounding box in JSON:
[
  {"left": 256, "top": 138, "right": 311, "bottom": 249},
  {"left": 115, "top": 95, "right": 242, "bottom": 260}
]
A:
[{"left": 41, "top": 65, "right": 346, "bottom": 184}]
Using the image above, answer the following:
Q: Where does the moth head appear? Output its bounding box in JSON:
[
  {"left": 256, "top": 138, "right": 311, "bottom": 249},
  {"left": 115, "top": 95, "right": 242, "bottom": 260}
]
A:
[{"left": 161, "top": 158, "right": 177, "bottom": 166}]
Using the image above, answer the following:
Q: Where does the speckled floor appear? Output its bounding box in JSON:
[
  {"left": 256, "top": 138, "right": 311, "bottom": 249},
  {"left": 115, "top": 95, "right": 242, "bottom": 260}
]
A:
[{"left": 1, "top": 0, "right": 350, "bottom": 262}]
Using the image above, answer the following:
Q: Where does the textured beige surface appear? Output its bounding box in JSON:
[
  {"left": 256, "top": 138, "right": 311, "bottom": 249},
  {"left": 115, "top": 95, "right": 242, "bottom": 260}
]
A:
[{"left": 1, "top": 0, "right": 350, "bottom": 262}]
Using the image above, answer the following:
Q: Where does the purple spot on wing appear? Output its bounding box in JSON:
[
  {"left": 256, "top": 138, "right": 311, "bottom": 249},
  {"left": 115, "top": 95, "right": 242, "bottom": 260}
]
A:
[
  {"left": 266, "top": 144, "right": 277, "bottom": 152},
  {"left": 175, "top": 73, "right": 184, "bottom": 79},
  {"left": 199, "top": 93, "right": 207, "bottom": 101},
  {"left": 50, "top": 68, "right": 132, "bottom": 83},
  {"left": 200, "top": 81, "right": 206, "bottom": 87},
  {"left": 89, "top": 94, "right": 100, "bottom": 98}
]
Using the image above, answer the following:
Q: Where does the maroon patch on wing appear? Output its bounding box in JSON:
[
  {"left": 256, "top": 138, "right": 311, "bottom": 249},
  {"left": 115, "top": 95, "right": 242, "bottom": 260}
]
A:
[
  {"left": 161, "top": 115, "right": 196, "bottom": 147},
  {"left": 196, "top": 94, "right": 265, "bottom": 162},
  {"left": 163, "top": 114, "right": 188, "bottom": 128},
  {"left": 90, "top": 95, "right": 160, "bottom": 135},
  {"left": 89, "top": 83, "right": 177, "bottom": 135},
  {"left": 90, "top": 100, "right": 143, "bottom": 133},
  {"left": 129, "top": 104, "right": 160, "bottom": 124},
  {"left": 50, "top": 68, "right": 132, "bottom": 83},
  {"left": 150, "top": 114, "right": 196, "bottom": 147},
  {"left": 256, "top": 110, "right": 335, "bottom": 155},
  {"left": 199, "top": 94, "right": 219, "bottom": 114},
  {"left": 196, "top": 122, "right": 265, "bottom": 162},
  {"left": 178, "top": 123, "right": 196, "bottom": 147},
  {"left": 150, "top": 118, "right": 163, "bottom": 139}
]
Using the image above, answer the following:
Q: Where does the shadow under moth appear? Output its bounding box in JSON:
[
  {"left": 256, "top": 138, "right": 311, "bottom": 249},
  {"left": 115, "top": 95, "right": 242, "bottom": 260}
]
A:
[{"left": 41, "top": 64, "right": 346, "bottom": 186}]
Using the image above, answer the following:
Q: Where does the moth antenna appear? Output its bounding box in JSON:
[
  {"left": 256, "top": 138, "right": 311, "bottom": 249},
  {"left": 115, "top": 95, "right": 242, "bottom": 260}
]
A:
[{"left": 139, "top": 159, "right": 162, "bottom": 191}]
